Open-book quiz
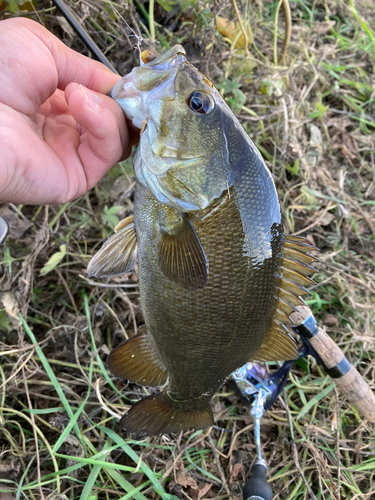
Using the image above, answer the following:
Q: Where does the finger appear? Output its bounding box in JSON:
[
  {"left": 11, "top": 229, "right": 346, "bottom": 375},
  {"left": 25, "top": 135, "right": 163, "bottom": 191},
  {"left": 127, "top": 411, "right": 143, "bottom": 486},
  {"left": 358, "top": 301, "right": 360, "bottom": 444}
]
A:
[
  {"left": 65, "top": 83, "right": 131, "bottom": 196},
  {"left": 9, "top": 18, "right": 122, "bottom": 94},
  {"left": 0, "top": 18, "right": 122, "bottom": 117}
]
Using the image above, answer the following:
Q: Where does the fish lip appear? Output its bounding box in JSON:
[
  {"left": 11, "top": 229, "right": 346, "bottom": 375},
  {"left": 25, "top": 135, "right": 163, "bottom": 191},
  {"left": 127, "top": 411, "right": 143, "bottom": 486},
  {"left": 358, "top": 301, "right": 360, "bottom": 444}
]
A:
[
  {"left": 111, "top": 45, "right": 188, "bottom": 128},
  {"left": 140, "top": 44, "right": 187, "bottom": 69}
]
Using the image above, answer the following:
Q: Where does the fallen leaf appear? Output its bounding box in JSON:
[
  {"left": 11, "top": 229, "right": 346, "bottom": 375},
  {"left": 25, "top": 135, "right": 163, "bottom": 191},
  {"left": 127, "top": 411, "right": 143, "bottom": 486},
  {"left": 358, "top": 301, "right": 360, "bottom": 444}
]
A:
[
  {"left": 229, "top": 462, "right": 244, "bottom": 484},
  {"left": 197, "top": 483, "right": 213, "bottom": 499},
  {"left": 40, "top": 244, "right": 66, "bottom": 276},
  {"left": 216, "top": 16, "right": 252, "bottom": 49},
  {"left": 318, "top": 212, "right": 335, "bottom": 226},
  {"left": 0, "top": 291, "right": 21, "bottom": 330},
  {"left": 56, "top": 15, "right": 74, "bottom": 37}
]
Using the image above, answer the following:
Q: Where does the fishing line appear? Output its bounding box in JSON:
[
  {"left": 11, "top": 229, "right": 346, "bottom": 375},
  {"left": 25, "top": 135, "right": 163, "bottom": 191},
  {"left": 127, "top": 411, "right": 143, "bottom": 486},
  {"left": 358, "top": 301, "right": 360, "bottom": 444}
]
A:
[{"left": 106, "top": 0, "right": 144, "bottom": 64}]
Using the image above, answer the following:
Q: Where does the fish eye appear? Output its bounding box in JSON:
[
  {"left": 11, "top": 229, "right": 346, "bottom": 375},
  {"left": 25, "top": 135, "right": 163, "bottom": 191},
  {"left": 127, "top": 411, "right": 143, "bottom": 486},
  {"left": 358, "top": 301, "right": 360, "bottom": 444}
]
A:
[{"left": 186, "top": 91, "right": 214, "bottom": 115}]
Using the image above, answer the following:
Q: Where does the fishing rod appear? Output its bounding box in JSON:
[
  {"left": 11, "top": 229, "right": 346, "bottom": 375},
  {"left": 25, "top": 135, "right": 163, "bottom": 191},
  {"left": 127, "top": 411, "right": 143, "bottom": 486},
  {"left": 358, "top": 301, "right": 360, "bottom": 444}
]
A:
[
  {"left": 233, "top": 306, "right": 375, "bottom": 500},
  {"left": 51, "top": 0, "right": 118, "bottom": 74}
]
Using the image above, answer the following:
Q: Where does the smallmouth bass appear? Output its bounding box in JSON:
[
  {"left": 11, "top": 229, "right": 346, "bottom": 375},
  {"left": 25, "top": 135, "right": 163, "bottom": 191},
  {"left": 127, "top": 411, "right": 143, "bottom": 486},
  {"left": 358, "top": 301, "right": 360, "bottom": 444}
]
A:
[{"left": 88, "top": 46, "right": 318, "bottom": 436}]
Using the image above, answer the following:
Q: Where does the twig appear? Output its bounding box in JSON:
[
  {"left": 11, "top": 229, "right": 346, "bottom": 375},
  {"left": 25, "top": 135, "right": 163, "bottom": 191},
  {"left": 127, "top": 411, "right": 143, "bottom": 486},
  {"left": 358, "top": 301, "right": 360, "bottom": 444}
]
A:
[
  {"left": 95, "top": 379, "right": 122, "bottom": 419},
  {"left": 22, "top": 366, "right": 45, "bottom": 500},
  {"left": 334, "top": 388, "right": 341, "bottom": 500},
  {"left": 208, "top": 433, "right": 230, "bottom": 497},
  {"left": 281, "top": 0, "right": 292, "bottom": 64},
  {"left": 292, "top": 442, "right": 318, "bottom": 500},
  {"left": 56, "top": 269, "right": 78, "bottom": 312},
  {"left": 293, "top": 201, "right": 334, "bottom": 235},
  {"left": 79, "top": 274, "right": 139, "bottom": 288},
  {"left": 149, "top": 0, "right": 155, "bottom": 42},
  {"left": 274, "top": 0, "right": 292, "bottom": 65},
  {"left": 232, "top": 0, "right": 251, "bottom": 58}
]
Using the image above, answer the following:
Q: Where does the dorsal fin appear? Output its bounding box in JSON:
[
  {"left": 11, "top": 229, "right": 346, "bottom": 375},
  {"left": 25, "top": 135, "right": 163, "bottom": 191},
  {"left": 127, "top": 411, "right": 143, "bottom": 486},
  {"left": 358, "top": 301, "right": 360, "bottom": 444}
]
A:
[
  {"left": 254, "top": 234, "right": 319, "bottom": 362},
  {"left": 254, "top": 325, "right": 299, "bottom": 361}
]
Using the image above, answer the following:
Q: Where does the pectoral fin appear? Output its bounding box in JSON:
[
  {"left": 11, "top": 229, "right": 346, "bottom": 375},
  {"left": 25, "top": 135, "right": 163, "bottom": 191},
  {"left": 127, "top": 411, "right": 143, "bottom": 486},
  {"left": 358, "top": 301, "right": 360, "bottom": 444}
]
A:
[
  {"left": 158, "top": 213, "right": 208, "bottom": 290},
  {"left": 107, "top": 327, "right": 168, "bottom": 387},
  {"left": 87, "top": 216, "right": 137, "bottom": 278}
]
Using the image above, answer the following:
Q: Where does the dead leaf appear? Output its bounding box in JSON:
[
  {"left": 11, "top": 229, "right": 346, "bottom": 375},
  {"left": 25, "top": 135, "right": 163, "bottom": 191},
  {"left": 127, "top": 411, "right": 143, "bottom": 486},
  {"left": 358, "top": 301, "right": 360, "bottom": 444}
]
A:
[
  {"left": 0, "top": 493, "right": 16, "bottom": 500},
  {"left": 197, "top": 483, "right": 213, "bottom": 499},
  {"left": 313, "top": 20, "right": 336, "bottom": 34},
  {"left": 318, "top": 212, "right": 335, "bottom": 226},
  {"left": 216, "top": 16, "right": 252, "bottom": 49},
  {"left": 0, "top": 457, "right": 20, "bottom": 480},
  {"left": 56, "top": 16, "right": 75, "bottom": 38},
  {"left": 0, "top": 291, "right": 21, "bottom": 330},
  {"left": 229, "top": 463, "right": 244, "bottom": 484},
  {"left": 323, "top": 314, "right": 338, "bottom": 327},
  {"left": 176, "top": 471, "right": 198, "bottom": 489}
]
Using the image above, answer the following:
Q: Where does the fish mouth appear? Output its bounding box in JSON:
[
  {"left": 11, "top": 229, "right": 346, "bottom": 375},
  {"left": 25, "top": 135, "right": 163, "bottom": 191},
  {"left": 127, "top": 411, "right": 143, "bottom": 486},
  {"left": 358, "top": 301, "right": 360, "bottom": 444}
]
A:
[{"left": 110, "top": 45, "right": 187, "bottom": 129}]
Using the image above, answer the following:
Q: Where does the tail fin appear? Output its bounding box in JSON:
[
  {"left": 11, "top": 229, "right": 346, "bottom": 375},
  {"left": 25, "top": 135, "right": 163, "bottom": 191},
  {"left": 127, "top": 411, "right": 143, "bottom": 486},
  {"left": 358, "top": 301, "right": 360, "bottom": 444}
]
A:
[{"left": 120, "top": 393, "right": 213, "bottom": 437}]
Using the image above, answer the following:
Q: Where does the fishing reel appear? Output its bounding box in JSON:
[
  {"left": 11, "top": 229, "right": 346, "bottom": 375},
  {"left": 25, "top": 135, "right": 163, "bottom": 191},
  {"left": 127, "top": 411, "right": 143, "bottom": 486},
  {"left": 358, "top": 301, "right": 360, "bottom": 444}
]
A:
[
  {"left": 232, "top": 330, "right": 313, "bottom": 500},
  {"left": 232, "top": 308, "right": 375, "bottom": 500},
  {"left": 232, "top": 361, "right": 293, "bottom": 500}
]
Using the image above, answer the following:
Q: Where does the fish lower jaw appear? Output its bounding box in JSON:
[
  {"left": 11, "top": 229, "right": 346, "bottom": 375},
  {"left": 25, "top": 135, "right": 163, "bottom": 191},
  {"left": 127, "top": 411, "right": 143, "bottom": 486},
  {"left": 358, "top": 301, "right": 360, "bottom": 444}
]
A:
[{"left": 130, "top": 115, "right": 145, "bottom": 130}]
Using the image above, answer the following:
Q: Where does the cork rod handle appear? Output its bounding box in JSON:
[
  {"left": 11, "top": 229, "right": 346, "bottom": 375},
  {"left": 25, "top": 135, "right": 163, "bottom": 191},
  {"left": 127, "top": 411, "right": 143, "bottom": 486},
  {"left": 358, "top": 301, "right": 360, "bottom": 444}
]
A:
[{"left": 291, "top": 306, "right": 375, "bottom": 423}]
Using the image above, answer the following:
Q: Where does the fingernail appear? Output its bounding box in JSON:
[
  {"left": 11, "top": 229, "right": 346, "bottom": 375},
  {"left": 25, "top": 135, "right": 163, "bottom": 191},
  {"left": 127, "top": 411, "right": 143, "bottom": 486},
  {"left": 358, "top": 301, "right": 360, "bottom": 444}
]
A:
[{"left": 80, "top": 84, "right": 100, "bottom": 110}]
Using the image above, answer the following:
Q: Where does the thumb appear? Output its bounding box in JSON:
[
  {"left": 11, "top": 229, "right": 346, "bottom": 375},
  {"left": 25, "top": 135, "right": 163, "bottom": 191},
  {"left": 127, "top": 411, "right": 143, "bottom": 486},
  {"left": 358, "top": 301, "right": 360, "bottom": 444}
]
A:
[{"left": 65, "top": 82, "right": 131, "bottom": 190}]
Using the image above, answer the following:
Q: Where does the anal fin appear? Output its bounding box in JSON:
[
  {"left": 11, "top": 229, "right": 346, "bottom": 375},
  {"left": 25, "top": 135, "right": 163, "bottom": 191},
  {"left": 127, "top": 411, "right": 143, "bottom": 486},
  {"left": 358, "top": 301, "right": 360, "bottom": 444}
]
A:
[
  {"left": 107, "top": 329, "right": 168, "bottom": 387},
  {"left": 120, "top": 393, "right": 214, "bottom": 437}
]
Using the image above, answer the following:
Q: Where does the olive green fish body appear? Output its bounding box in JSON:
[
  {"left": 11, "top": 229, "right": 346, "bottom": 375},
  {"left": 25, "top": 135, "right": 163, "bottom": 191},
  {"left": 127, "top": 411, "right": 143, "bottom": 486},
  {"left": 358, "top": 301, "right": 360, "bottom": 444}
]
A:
[
  {"left": 88, "top": 45, "right": 318, "bottom": 436},
  {"left": 135, "top": 177, "right": 281, "bottom": 404}
]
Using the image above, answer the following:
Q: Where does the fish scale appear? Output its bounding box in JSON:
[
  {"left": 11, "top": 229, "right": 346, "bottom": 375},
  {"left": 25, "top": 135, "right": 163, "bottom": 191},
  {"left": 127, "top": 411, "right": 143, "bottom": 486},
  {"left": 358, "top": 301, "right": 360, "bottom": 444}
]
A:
[{"left": 87, "top": 45, "right": 318, "bottom": 436}]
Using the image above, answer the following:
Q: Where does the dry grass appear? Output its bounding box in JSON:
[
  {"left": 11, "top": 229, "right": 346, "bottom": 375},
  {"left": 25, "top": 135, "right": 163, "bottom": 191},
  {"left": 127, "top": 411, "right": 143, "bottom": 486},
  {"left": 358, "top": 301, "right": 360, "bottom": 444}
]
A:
[{"left": 1, "top": 1, "right": 375, "bottom": 499}]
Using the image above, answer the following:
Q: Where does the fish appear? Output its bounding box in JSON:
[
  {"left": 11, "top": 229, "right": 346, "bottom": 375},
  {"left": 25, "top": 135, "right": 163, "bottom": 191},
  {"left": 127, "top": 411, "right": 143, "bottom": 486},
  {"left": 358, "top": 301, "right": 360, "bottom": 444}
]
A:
[{"left": 87, "top": 45, "right": 318, "bottom": 436}]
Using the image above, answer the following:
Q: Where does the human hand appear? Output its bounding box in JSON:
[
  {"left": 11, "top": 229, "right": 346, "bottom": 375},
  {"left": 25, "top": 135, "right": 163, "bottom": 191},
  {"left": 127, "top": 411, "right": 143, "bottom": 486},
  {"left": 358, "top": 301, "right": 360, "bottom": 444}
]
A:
[{"left": 0, "top": 18, "right": 134, "bottom": 205}]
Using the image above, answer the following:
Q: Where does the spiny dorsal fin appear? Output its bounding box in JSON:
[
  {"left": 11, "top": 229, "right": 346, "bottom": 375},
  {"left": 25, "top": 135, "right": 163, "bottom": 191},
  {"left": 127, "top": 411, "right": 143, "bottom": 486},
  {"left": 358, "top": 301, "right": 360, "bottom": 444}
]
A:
[
  {"left": 284, "top": 235, "right": 319, "bottom": 253},
  {"left": 276, "top": 296, "right": 299, "bottom": 316},
  {"left": 279, "top": 234, "right": 318, "bottom": 295},
  {"left": 276, "top": 286, "right": 306, "bottom": 307},
  {"left": 277, "top": 277, "right": 312, "bottom": 297},
  {"left": 282, "top": 257, "right": 318, "bottom": 276},
  {"left": 255, "top": 234, "right": 319, "bottom": 362},
  {"left": 279, "top": 267, "right": 317, "bottom": 287},
  {"left": 158, "top": 214, "right": 208, "bottom": 290},
  {"left": 283, "top": 246, "right": 320, "bottom": 264},
  {"left": 87, "top": 218, "right": 137, "bottom": 278},
  {"left": 107, "top": 327, "right": 168, "bottom": 387}
]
